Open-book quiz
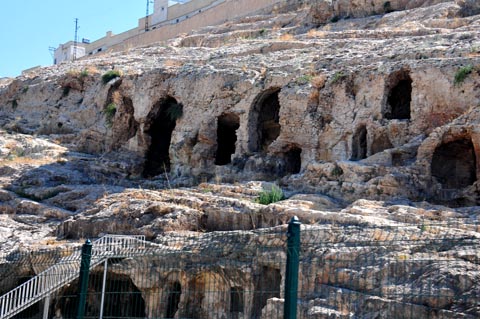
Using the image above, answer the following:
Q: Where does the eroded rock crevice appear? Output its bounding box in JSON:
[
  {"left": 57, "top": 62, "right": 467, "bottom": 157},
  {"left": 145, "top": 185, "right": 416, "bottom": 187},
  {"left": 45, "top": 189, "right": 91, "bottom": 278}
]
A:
[{"left": 351, "top": 125, "right": 367, "bottom": 161}]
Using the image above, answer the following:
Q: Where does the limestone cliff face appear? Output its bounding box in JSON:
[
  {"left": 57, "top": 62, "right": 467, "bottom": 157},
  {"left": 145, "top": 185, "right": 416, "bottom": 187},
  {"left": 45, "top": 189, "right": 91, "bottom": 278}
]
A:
[
  {"left": 2, "top": 0, "right": 479, "bottom": 206},
  {"left": 0, "top": 2, "right": 480, "bottom": 316}
]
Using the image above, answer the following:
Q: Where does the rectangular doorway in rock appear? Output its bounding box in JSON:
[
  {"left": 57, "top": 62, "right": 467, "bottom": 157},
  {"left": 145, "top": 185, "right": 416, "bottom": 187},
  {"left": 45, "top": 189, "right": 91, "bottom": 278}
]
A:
[
  {"left": 283, "top": 146, "right": 302, "bottom": 175},
  {"left": 143, "top": 97, "right": 183, "bottom": 177},
  {"left": 230, "top": 286, "right": 244, "bottom": 317},
  {"left": 431, "top": 138, "right": 477, "bottom": 189},
  {"left": 252, "top": 266, "right": 281, "bottom": 318},
  {"left": 215, "top": 113, "right": 240, "bottom": 165},
  {"left": 351, "top": 125, "right": 367, "bottom": 160},
  {"left": 384, "top": 70, "right": 412, "bottom": 120}
]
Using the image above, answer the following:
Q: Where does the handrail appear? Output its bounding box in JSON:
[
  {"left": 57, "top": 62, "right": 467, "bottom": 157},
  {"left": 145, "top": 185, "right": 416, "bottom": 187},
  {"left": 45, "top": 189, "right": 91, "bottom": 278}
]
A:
[{"left": 0, "top": 235, "right": 146, "bottom": 319}]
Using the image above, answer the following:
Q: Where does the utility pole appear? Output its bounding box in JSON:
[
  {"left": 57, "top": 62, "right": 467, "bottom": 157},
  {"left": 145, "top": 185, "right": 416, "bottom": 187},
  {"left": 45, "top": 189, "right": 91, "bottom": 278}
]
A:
[
  {"left": 145, "top": 0, "right": 152, "bottom": 31},
  {"left": 73, "top": 18, "right": 79, "bottom": 61}
]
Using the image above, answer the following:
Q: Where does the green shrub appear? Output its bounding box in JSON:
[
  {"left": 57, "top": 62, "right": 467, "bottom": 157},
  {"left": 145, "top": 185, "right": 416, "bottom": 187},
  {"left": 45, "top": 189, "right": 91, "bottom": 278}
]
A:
[
  {"left": 11, "top": 99, "right": 18, "bottom": 109},
  {"left": 104, "top": 103, "right": 117, "bottom": 125},
  {"left": 331, "top": 71, "right": 346, "bottom": 84},
  {"left": 332, "top": 164, "right": 344, "bottom": 177},
  {"left": 257, "top": 185, "right": 284, "bottom": 205},
  {"left": 296, "top": 74, "right": 314, "bottom": 85},
  {"left": 80, "top": 69, "right": 89, "bottom": 78},
  {"left": 166, "top": 104, "right": 183, "bottom": 121},
  {"left": 102, "top": 70, "right": 122, "bottom": 84},
  {"left": 62, "top": 86, "right": 71, "bottom": 97},
  {"left": 454, "top": 65, "right": 473, "bottom": 86}
]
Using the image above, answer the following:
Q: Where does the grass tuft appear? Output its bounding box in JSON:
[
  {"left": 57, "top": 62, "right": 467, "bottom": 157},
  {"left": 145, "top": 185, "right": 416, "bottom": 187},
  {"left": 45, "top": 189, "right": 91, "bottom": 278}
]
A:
[
  {"left": 331, "top": 71, "right": 346, "bottom": 84},
  {"left": 257, "top": 185, "right": 284, "bottom": 205},
  {"left": 454, "top": 65, "right": 473, "bottom": 86},
  {"left": 104, "top": 103, "right": 117, "bottom": 125},
  {"left": 102, "top": 70, "right": 122, "bottom": 84}
]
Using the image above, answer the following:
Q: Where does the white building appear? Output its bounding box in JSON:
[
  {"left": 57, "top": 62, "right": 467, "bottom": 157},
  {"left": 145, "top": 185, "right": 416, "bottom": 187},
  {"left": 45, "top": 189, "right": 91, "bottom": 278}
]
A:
[
  {"left": 54, "top": 0, "right": 181, "bottom": 65},
  {"left": 152, "top": 0, "right": 169, "bottom": 25},
  {"left": 53, "top": 41, "right": 87, "bottom": 65},
  {"left": 53, "top": 0, "right": 282, "bottom": 65}
]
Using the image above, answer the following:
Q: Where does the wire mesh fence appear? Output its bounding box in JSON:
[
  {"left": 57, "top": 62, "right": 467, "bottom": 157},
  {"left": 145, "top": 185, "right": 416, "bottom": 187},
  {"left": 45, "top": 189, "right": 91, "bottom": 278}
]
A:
[
  {"left": 1, "top": 219, "right": 479, "bottom": 319},
  {"left": 297, "top": 222, "right": 480, "bottom": 319}
]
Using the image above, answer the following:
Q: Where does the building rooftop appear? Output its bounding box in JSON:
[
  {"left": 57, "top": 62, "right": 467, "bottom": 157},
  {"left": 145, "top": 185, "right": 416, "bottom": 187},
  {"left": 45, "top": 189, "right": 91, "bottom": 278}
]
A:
[{"left": 168, "top": 0, "right": 192, "bottom": 5}]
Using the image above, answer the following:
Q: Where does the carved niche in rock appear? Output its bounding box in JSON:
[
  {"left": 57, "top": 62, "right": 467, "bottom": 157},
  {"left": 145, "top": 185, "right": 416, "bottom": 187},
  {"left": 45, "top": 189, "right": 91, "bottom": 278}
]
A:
[
  {"left": 431, "top": 138, "right": 477, "bottom": 189},
  {"left": 249, "top": 89, "right": 281, "bottom": 153},
  {"left": 143, "top": 96, "right": 183, "bottom": 177},
  {"left": 215, "top": 113, "right": 240, "bottom": 166}
]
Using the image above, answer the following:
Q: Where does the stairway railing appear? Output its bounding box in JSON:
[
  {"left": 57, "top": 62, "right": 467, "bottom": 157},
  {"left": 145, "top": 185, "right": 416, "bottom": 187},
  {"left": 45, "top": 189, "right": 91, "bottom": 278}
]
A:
[{"left": 0, "top": 235, "right": 146, "bottom": 319}]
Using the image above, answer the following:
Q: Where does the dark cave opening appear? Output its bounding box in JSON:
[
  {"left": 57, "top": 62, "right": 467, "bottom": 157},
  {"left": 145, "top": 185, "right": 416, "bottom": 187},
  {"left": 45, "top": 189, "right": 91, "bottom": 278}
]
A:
[
  {"left": 284, "top": 146, "right": 302, "bottom": 174},
  {"left": 384, "top": 71, "right": 412, "bottom": 120},
  {"left": 252, "top": 267, "right": 281, "bottom": 319},
  {"left": 230, "top": 286, "right": 244, "bottom": 315},
  {"left": 165, "top": 281, "right": 182, "bottom": 318},
  {"left": 56, "top": 271, "right": 146, "bottom": 319},
  {"left": 431, "top": 139, "right": 477, "bottom": 189},
  {"left": 215, "top": 113, "right": 240, "bottom": 165},
  {"left": 249, "top": 89, "right": 281, "bottom": 152},
  {"left": 351, "top": 125, "right": 367, "bottom": 161},
  {"left": 143, "top": 97, "right": 183, "bottom": 177}
]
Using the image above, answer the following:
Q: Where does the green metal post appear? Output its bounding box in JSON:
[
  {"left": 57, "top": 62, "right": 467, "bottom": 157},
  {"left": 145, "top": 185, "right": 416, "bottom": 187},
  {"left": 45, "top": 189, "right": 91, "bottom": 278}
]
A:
[
  {"left": 76, "top": 239, "right": 92, "bottom": 319},
  {"left": 284, "top": 216, "right": 301, "bottom": 319}
]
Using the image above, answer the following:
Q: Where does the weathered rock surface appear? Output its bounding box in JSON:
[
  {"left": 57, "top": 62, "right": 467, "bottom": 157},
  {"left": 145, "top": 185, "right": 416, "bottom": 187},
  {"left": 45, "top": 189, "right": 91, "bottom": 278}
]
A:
[
  {"left": 1, "top": 0, "right": 480, "bottom": 318},
  {"left": 1, "top": 0, "right": 479, "bottom": 206}
]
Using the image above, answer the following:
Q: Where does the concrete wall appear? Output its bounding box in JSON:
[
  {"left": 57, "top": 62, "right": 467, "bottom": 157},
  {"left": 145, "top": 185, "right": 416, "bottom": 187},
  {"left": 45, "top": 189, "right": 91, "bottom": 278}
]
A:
[
  {"left": 152, "top": 0, "right": 169, "bottom": 25},
  {"left": 65, "top": 0, "right": 285, "bottom": 62},
  {"left": 84, "top": 16, "right": 152, "bottom": 55},
  {"left": 167, "top": 0, "right": 220, "bottom": 20},
  {"left": 108, "top": 0, "right": 286, "bottom": 53}
]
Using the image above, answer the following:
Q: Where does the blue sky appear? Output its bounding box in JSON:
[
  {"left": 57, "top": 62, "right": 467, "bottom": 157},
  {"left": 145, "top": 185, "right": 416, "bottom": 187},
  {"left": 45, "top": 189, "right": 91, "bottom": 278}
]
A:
[{"left": 0, "top": 1, "right": 147, "bottom": 78}]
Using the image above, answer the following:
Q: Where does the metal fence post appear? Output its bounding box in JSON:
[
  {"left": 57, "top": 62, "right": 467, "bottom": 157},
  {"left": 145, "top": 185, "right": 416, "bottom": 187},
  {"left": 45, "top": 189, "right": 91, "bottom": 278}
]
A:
[
  {"left": 284, "top": 216, "right": 301, "bottom": 319},
  {"left": 76, "top": 239, "right": 92, "bottom": 319}
]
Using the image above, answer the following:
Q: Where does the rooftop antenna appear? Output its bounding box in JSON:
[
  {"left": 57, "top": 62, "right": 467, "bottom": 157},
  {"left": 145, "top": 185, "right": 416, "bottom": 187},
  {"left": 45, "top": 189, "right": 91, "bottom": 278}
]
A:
[
  {"left": 145, "top": 0, "right": 153, "bottom": 31},
  {"left": 73, "top": 18, "right": 79, "bottom": 61}
]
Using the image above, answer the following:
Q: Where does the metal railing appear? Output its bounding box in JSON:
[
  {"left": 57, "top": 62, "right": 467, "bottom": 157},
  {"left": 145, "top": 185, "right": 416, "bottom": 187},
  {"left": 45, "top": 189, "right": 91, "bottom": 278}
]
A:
[
  {"left": 0, "top": 235, "right": 146, "bottom": 319},
  {"left": 2, "top": 221, "right": 480, "bottom": 319}
]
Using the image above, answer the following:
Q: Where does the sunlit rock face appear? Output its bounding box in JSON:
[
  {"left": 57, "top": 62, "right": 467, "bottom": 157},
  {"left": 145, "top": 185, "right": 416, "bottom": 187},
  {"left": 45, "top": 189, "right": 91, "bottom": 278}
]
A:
[{"left": 0, "top": 1, "right": 480, "bottom": 317}]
